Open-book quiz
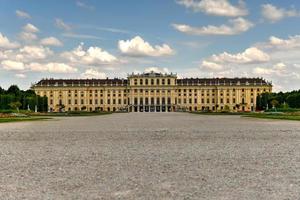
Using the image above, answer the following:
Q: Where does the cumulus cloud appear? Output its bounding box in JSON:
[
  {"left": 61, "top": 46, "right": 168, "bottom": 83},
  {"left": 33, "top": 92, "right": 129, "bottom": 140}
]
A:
[
  {"left": 177, "top": 0, "right": 248, "bottom": 17},
  {"left": 55, "top": 18, "right": 72, "bottom": 31},
  {"left": 15, "top": 73, "right": 26, "bottom": 78},
  {"left": 15, "top": 10, "right": 31, "bottom": 19},
  {"left": 18, "top": 45, "right": 53, "bottom": 61},
  {"left": 201, "top": 60, "right": 223, "bottom": 71},
  {"left": 61, "top": 43, "right": 117, "bottom": 65},
  {"left": 261, "top": 4, "right": 300, "bottom": 23},
  {"left": 258, "top": 35, "right": 300, "bottom": 50},
  {"left": 40, "top": 37, "right": 63, "bottom": 46},
  {"left": 19, "top": 32, "right": 38, "bottom": 41},
  {"left": 18, "top": 23, "right": 39, "bottom": 41},
  {"left": 81, "top": 69, "right": 106, "bottom": 79},
  {"left": 207, "top": 47, "right": 270, "bottom": 64},
  {"left": 22, "top": 23, "right": 39, "bottom": 33},
  {"left": 118, "top": 36, "right": 174, "bottom": 57},
  {"left": 253, "top": 63, "right": 287, "bottom": 76},
  {"left": 0, "top": 45, "right": 53, "bottom": 63},
  {"left": 28, "top": 62, "right": 78, "bottom": 73},
  {"left": 0, "top": 33, "right": 20, "bottom": 49},
  {"left": 1, "top": 60, "right": 25, "bottom": 71},
  {"left": 173, "top": 17, "right": 253, "bottom": 36}
]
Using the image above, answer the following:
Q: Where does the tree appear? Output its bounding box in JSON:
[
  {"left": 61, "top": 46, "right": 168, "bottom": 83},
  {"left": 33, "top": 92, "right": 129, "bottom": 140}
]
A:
[
  {"left": 7, "top": 85, "right": 20, "bottom": 96},
  {"left": 0, "top": 86, "right": 4, "bottom": 94},
  {"left": 271, "top": 99, "right": 279, "bottom": 108},
  {"left": 286, "top": 93, "right": 300, "bottom": 108},
  {"left": 8, "top": 101, "right": 22, "bottom": 112}
]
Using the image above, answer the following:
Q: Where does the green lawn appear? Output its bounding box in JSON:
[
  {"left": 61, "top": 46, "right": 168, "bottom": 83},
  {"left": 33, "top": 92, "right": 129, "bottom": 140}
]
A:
[
  {"left": 243, "top": 113, "right": 300, "bottom": 121},
  {"left": 191, "top": 111, "right": 300, "bottom": 121},
  {"left": 29, "top": 111, "right": 113, "bottom": 117}
]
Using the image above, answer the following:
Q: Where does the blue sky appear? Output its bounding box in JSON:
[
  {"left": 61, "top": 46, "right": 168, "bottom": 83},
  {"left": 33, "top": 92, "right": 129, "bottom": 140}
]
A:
[{"left": 0, "top": 0, "right": 300, "bottom": 91}]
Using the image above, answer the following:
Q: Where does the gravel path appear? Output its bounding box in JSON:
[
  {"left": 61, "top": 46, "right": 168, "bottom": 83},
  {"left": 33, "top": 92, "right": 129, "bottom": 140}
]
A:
[{"left": 0, "top": 113, "right": 299, "bottom": 199}]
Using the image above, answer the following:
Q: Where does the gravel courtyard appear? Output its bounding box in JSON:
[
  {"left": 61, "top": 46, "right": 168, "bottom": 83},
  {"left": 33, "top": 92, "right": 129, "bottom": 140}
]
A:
[{"left": 0, "top": 113, "right": 299, "bottom": 199}]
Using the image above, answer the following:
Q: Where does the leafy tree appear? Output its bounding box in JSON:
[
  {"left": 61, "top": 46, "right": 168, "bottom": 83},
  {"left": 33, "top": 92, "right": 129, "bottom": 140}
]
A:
[
  {"left": 0, "top": 86, "right": 4, "bottom": 94},
  {"left": 0, "top": 85, "right": 48, "bottom": 112},
  {"left": 287, "top": 93, "right": 300, "bottom": 108},
  {"left": 271, "top": 99, "right": 279, "bottom": 108},
  {"left": 7, "top": 85, "right": 20, "bottom": 96},
  {"left": 8, "top": 101, "right": 22, "bottom": 112}
]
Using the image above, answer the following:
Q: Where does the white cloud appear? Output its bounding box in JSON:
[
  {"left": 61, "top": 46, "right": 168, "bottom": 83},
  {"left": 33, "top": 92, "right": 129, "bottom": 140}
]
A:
[
  {"left": 273, "top": 62, "right": 286, "bottom": 70},
  {"left": 40, "top": 37, "right": 63, "bottom": 46},
  {"left": 61, "top": 43, "right": 117, "bottom": 65},
  {"left": 15, "top": 73, "right": 26, "bottom": 78},
  {"left": 15, "top": 10, "right": 31, "bottom": 19},
  {"left": 173, "top": 17, "right": 253, "bottom": 36},
  {"left": 55, "top": 18, "right": 72, "bottom": 31},
  {"left": 76, "top": 1, "right": 94, "bottom": 10},
  {"left": 144, "top": 67, "right": 170, "bottom": 74},
  {"left": 208, "top": 47, "right": 270, "bottom": 64},
  {"left": 177, "top": 0, "right": 248, "bottom": 17},
  {"left": 1, "top": 60, "right": 25, "bottom": 71},
  {"left": 118, "top": 36, "right": 174, "bottom": 57},
  {"left": 18, "top": 45, "right": 53, "bottom": 61},
  {"left": 19, "top": 32, "right": 38, "bottom": 41},
  {"left": 201, "top": 60, "right": 223, "bottom": 71},
  {"left": 253, "top": 67, "right": 274, "bottom": 75},
  {"left": 259, "top": 35, "right": 300, "bottom": 50},
  {"left": 19, "top": 23, "right": 39, "bottom": 41},
  {"left": 253, "top": 63, "right": 287, "bottom": 76},
  {"left": 81, "top": 69, "right": 106, "bottom": 79},
  {"left": 28, "top": 62, "right": 78, "bottom": 73},
  {"left": 261, "top": 4, "right": 300, "bottom": 23},
  {"left": 23, "top": 23, "right": 39, "bottom": 33},
  {"left": 0, "top": 33, "right": 20, "bottom": 49}
]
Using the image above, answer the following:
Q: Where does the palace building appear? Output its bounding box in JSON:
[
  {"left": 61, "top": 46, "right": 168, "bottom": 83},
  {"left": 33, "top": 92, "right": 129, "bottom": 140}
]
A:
[{"left": 32, "top": 71, "right": 272, "bottom": 112}]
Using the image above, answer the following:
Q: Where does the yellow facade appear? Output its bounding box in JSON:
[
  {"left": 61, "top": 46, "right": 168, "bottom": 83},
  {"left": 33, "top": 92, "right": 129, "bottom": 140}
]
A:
[{"left": 32, "top": 71, "right": 272, "bottom": 112}]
